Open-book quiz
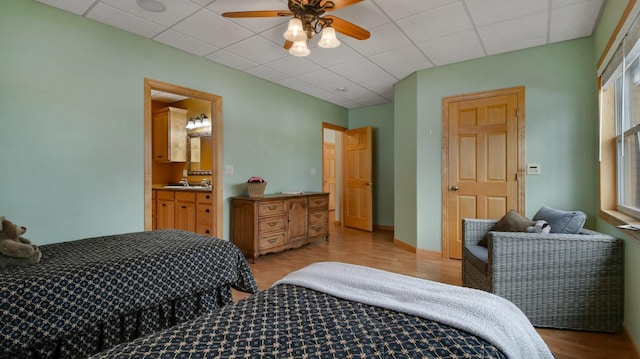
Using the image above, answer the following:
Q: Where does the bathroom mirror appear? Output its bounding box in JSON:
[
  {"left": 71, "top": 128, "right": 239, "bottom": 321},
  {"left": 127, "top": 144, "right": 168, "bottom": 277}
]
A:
[{"left": 187, "top": 132, "right": 213, "bottom": 175}]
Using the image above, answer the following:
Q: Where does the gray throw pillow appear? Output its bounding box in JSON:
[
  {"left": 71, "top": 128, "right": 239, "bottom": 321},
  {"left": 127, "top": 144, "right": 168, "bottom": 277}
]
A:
[{"left": 532, "top": 206, "right": 586, "bottom": 234}]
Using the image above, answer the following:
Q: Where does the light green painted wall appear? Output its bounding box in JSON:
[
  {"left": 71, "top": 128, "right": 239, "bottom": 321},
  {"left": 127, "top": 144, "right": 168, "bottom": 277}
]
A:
[
  {"left": 394, "top": 74, "right": 419, "bottom": 246},
  {"left": 348, "top": 103, "right": 394, "bottom": 227},
  {"left": 0, "top": 0, "right": 348, "bottom": 244},
  {"left": 395, "top": 38, "right": 599, "bottom": 252},
  {"left": 594, "top": 0, "right": 640, "bottom": 351}
]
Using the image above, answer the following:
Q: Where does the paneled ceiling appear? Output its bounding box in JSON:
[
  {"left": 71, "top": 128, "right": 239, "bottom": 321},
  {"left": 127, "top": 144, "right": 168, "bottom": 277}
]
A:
[{"left": 35, "top": 0, "right": 605, "bottom": 109}]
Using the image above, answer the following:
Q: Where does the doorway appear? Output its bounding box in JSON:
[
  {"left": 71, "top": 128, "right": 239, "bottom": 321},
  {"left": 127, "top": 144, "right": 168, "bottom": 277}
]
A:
[
  {"left": 322, "top": 123, "right": 345, "bottom": 224},
  {"left": 143, "top": 78, "right": 223, "bottom": 238},
  {"left": 441, "top": 86, "right": 525, "bottom": 259}
]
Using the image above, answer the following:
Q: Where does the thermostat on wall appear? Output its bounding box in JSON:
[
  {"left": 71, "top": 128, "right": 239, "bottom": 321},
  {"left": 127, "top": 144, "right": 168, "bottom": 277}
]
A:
[{"left": 526, "top": 163, "right": 541, "bottom": 175}]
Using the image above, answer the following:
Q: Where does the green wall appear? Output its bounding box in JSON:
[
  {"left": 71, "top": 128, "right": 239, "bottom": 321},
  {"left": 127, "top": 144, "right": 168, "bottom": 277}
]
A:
[
  {"left": 0, "top": 0, "right": 348, "bottom": 243},
  {"left": 394, "top": 37, "right": 598, "bottom": 251},
  {"left": 348, "top": 103, "right": 394, "bottom": 227},
  {"left": 594, "top": 0, "right": 640, "bottom": 351}
]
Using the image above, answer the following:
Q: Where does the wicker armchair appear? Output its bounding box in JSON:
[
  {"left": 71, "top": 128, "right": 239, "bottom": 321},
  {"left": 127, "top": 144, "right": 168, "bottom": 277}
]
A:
[{"left": 462, "top": 218, "right": 624, "bottom": 332}]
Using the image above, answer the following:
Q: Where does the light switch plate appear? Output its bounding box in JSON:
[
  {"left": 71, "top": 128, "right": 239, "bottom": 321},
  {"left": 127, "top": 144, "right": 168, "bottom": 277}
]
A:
[
  {"left": 526, "top": 163, "right": 541, "bottom": 175},
  {"left": 225, "top": 165, "right": 234, "bottom": 175}
]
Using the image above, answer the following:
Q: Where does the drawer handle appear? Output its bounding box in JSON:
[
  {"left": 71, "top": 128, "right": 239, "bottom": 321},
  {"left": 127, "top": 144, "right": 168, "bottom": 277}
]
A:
[
  {"left": 161, "top": 204, "right": 166, "bottom": 207},
  {"left": 206, "top": 195, "right": 210, "bottom": 199},
  {"left": 267, "top": 238, "right": 277, "bottom": 243},
  {"left": 181, "top": 206, "right": 187, "bottom": 209},
  {"left": 314, "top": 200, "right": 322, "bottom": 205},
  {"left": 313, "top": 227, "right": 321, "bottom": 232},
  {"left": 314, "top": 213, "right": 322, "bottom": 218},
  {"left": 205, "top": 209, "right": 210, "bottom": 213},
  {"left": 267, "top": 205, "right": 277, "bottom": 210},
  {"left": 205, "top": 229, "right": 210, "bottom": 234},
  {"left": 268, "top": 221, "right": 278, "bottom": 227}
]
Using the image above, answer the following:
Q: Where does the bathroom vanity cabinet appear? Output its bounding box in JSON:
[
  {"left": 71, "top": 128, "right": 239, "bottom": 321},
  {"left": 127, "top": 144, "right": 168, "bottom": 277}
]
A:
[
  {"left": 153, "top": 106, "right": 188, "bottom": 162},
  {"left": 153, "top": 189, "right": 214, "bottom": 236}
]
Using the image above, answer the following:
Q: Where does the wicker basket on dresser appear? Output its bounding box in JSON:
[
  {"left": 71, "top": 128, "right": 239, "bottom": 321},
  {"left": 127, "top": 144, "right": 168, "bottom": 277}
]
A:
[{"left": 230, "top": 193, "right": 329, "bottom": 263}]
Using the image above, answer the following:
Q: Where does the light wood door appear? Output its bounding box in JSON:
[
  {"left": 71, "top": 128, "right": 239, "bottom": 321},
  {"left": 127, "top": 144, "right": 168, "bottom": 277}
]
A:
[
  {"left": 443, "top": 87, "right": 524, "bottom": 259},
  {"left": 343, "top": 126, "right": 373, "bottom": 231},
  {"left": 323, "top": 143, "right": 336, "bottom": 210}
]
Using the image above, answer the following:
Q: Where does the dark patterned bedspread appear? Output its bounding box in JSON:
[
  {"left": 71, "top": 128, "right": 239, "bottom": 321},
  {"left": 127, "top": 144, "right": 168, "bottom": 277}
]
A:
[
  {"left": 93, "top": 284, "right": 507, "bottom": 359},
  {"left": 0, "top": 229, "right": 257, "bottom": 358}
]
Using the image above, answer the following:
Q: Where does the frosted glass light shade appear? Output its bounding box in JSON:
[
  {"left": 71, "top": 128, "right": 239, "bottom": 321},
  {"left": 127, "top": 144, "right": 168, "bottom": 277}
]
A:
[
  {"left": 283, "top": 18, "right": 306, "bottom": 41},
  {"left": 289, "top": 40, "right": 310, "bottom": 57},
  {"left": 318, "top": 27, "right": 340, "bottom": 48}
]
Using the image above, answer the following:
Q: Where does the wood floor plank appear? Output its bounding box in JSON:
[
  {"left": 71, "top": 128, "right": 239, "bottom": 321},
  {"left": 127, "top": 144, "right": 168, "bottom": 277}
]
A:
[{"left": 232, "top": 222, "right": 635, "bottom": 359}]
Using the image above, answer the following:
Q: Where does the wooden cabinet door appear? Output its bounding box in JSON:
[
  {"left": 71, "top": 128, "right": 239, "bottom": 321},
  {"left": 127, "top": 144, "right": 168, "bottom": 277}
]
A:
[
  {"left": 156, "top": 199, "right": 175, "bottom": 229},
  {"left": 287, "top": 198, "right": 308, "bottom": 242},
  {"left": 176, "top": 201, "right": 196, "bottom": 232}
]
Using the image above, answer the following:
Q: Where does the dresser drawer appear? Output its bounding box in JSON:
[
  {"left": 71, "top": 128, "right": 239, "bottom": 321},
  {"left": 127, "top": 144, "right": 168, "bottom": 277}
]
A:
[
  {"left": 196, "top": 224, "right": 213, "bottom": 236},
  {"left": 196, "top": 204, "right": 213, "bottom": 226},
  {"left": 309, "top": 210, "right": 328, "bottom": 224},
  {"left": 309, "top": 223, "right": 328, "bottom": 237},
  {"left": 197, "top": 192, "right": 213, "bottom": 204},
  {"left": 308, "top": 196, "right": 328, "bottom": 209},
  {"left": 259, "top": 232, "right": 286, "bottom": 250},
  {"left": 157, "top": 190, "right": 175, "bottom": 201},
  {"left": 176, "top": 191, "right": 196, "bottom": 202},
  {"left": 258, "top": 216, "right": 287, "bottom": 232},
  {"left": 258, "top": 201, "right": 285, "bottom": 216}
]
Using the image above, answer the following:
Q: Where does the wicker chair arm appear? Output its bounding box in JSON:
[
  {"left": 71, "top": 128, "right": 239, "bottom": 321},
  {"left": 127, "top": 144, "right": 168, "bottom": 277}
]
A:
[{"left": 462, "top": 219, "right": 498, "bottom": 246}]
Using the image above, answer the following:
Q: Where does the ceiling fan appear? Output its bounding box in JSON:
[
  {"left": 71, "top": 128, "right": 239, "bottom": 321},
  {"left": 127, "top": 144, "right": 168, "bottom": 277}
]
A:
[{"left": 222, "top": 0, "right": 370, "bottom": 57}]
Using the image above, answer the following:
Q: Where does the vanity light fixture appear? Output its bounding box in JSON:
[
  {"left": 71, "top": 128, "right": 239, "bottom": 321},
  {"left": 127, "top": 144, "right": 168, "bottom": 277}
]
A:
[{"left": 186, "top": 113, "right": 211, "bottom": 130}]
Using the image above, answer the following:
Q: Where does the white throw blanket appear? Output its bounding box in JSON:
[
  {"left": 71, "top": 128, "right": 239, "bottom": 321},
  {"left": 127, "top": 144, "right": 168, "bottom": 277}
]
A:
[{"left": 274, "top": 262, "right": 554, "bottom": 359}]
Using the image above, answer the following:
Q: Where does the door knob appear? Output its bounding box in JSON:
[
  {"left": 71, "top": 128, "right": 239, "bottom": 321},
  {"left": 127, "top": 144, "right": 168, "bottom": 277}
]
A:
[
  {"left": 451, "top": 185, "right": 459, "bottom": 191},
  {"left": 366, "top": 182, "right": 373, "bottom": 186}
]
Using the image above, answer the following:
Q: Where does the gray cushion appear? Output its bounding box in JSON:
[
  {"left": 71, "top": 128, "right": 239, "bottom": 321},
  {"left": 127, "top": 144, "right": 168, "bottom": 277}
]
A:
[
  {"left": 464, "top": 245, "right": 488, "bottom": 274},
  {"left": 532, "top": 206, "right": 586, "bottom": 234}
]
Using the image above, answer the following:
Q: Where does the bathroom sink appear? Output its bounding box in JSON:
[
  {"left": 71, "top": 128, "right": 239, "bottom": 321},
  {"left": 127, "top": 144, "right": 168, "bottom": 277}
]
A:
[{"left": 162, "top": 185, "right": 211, "bottom": 191}]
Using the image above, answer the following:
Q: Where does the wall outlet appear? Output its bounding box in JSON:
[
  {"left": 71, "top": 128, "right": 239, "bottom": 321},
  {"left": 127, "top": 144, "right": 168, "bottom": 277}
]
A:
[
  {"left": 310, "top": 167, "right": 317, "bottom": 175},
  {"left": 225, "top": 165, "right": 234, "bottom": 175},
  {"left": 526, "top": 163, "right": 541, "bottom": 175}
]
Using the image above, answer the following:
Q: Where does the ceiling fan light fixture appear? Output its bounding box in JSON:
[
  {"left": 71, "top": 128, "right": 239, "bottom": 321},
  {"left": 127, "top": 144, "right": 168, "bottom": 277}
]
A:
[
  {"left": 283, "top": 18, "right": 306, "bottom": 41},
  {"left": 289, "top": 40, "right": 310, "bottom": 57},
  {"left": 318, "top": 27, "right": 340, "bottom": 48}
]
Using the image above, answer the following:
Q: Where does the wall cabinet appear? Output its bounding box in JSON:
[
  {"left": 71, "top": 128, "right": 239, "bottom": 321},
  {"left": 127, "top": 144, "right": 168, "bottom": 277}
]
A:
[
  {"left": 153, "top": 190, "right": 214, "bottom": 236},
  {"left": 230, "top": 193, "right": 329, "bottom": 263},
  {"left": 153, "top": 106, "right": 188, "bottom": 162}
]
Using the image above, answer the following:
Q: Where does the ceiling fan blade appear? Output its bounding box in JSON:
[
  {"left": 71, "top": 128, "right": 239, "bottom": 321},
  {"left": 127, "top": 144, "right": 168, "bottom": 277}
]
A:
[
  {"left": 324, "top": 15, "right": 370, "bottom": 40},
  {"left": 284, "top": 40, "right": 293, "bottom": 50},
  {"left": 222, "top": 10, "right": 292, "bottom": 18},
  {"left": 322, "top": 0, "right": 363, "bottom": 11}
]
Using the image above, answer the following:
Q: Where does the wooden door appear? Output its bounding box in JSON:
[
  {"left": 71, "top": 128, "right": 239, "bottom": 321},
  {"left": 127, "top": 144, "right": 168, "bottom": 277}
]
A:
[
  {"left": 323, "top": 143, "right": 336, "bottom": 210},
  {"left": 343, "top": 126, "right": 373, "bottom": 231},
  {"left": 443, "top": 87, "right": 524, "bottom": 259},
  {"left": 287, "top": 198, "right": 308, "bottom": 242}
]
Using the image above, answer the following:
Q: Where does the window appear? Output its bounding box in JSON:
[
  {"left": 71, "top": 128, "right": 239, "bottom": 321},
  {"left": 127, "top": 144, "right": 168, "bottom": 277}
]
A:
[{"left": 601, "top": 12, "right": 640, "bottom": 221}]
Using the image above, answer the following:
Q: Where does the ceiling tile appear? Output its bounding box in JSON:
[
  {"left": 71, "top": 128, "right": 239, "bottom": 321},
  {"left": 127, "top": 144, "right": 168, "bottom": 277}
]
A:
[
  {"left": 100, "top": 0, "right": 201, "bottom": 27},
  {"left": 330, "top": 58, "right": 384, "bottom": 81},
  {"left": 550, "top": 0, "right": 603, "bottom": 42},
  {"left": 465, "top": 0, "right": 548, "bottom": 27},
  {"left": 328, "top": 1, "right": 390, "bottom": 30},
  {"left": 224, "top": 36, "right": 288, "bottom": 64},
  {"left": 35, "top": 0, "right": 95, "bottom": 15},
  {"left": 418, "top": 29, "right": 485, "bottom": 66},
  {"left": 172, "top": 8, "right": 253, "bottom": 48},
  {"left": 154, "top": 29, "right": 218, "bottom": 56},
  {"left": 207, "top": 0, "right": 289, "bottom": 33},
  {"left": 86, "top": 3, "right": 165, "bottom": 38},
  {"left": 245, "top": 65, "right": 290, "bottom": 82},
  {"left": 373, "top": 0, "right": 458, "bottom": 21},
  {"left": 264, "top": 57, "right": 323, "bottom": 77},
  {"left": 305, "top": 44, "right": 364, "bottom": 68},
  {"left": 342, "top": 22, "right": 412, "bottom": 57},
  {"left": 296, "top": 69, "right": 353, "bottom": 93},
  {"left": 369, "top": 45, "right": 432, "bottom": 77},
  {"left": 205, "top": 49, "right": 258, "bottom": 70},
  {"left": 396, "top": 1, "right": 473, "bottom": 44},
  {"left": 478, "top": 12, "right": 548, "bottom": 55},
  {"left": 277, "top": 78, "right": 317, "bottom": 93}
]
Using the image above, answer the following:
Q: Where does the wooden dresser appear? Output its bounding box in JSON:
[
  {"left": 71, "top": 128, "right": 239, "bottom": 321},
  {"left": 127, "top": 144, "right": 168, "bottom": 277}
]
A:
[{"left": 230, "top": 193, "right": 329, "bottom": 263}]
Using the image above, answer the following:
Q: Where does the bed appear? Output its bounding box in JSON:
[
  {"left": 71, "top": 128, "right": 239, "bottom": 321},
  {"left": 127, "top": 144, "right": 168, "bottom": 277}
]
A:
[
  {"left": 0, "top": 229, "right": 257, "bottom": 359},
  {"left": 92, "top": 262, "right": 555, "bottom": 359}
]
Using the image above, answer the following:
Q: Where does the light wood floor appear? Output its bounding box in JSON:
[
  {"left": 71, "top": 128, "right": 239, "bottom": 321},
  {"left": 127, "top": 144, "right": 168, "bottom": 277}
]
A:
[{"left": 232, "top": 222, "right": 636, "bottom": 359}]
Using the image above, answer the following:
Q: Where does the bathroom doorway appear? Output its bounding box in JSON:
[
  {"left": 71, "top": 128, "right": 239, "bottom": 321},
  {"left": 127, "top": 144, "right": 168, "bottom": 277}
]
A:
[{"left": 143, "top": 78, "right": 223, "bottom": 238}]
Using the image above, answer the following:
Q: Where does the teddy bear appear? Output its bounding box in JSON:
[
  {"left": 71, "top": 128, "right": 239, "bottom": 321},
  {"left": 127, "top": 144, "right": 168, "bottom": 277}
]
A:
[
  {"left": 0, "top": 216, "right": 42, "bottom": 268},
  {"left": 526, "top": 220, "right": 551, "bottom": 234}
]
